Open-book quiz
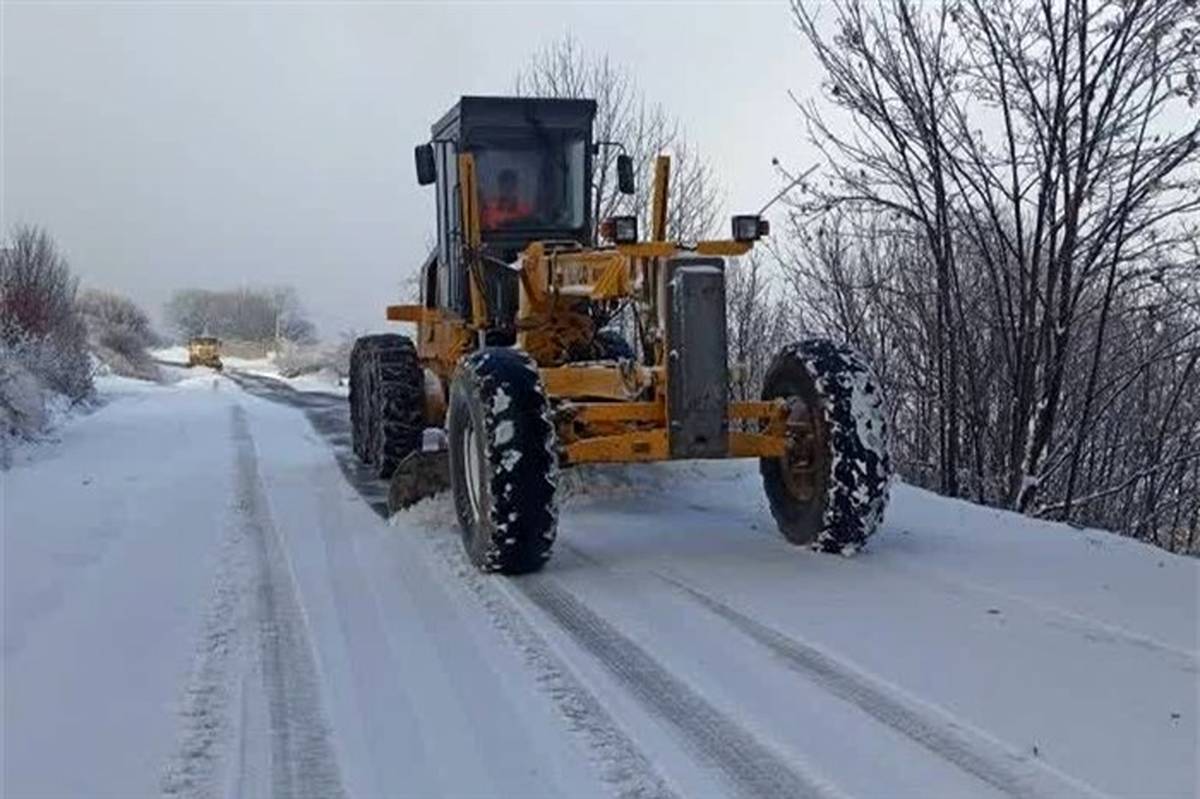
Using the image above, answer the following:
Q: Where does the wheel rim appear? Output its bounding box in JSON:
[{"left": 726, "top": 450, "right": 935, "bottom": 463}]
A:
[
  {"left": 461, "top": 417, "right": 484, "bottom": 522},
  {"left": 781, "top": 397, "right": 826, "bottom": 502}
]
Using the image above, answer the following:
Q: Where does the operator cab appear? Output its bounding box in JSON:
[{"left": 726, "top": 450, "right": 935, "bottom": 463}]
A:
[{"left": 413, "top": 96, "right": 598, "bottom": 325}]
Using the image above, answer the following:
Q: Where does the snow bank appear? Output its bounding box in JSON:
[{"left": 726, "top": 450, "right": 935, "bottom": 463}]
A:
[
  {"left": 0, "top": 344, "right": 87, "bottom": 465},
  {"left": 0, "top": 351, "right": 49, "bottom": 441}
]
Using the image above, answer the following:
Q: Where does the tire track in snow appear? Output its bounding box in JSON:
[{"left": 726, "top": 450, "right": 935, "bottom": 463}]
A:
[
  {"left": 514, "top": 575, "right": 847, "bottom": 799},
  {"left": 161, "top": 482, "right": 246, "bottom": 798},
  {"left": 415, "top": 518, "right": 680, "bottom": 799},
  {"left": 657, "top": 572, "right": 1113, "bottom": 799},
  {"left": 235, "top": 371, "right": 828, "bottom": 798},
  {"left": 226, "top": 371, "right": 391, "bottom": 517},
  {"left": 233, "top": 374, "right": 678, "bottom": 799},
  {"left": 230, "top": 404, "right": 346, "bottom": 799}
]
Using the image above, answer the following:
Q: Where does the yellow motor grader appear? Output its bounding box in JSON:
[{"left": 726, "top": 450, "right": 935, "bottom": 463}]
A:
[
  {"left": 350, "top": 96, "right": 891, "bottom": 574},
  {"left": 186, "top": 336, "right": 223, "bottom": 370}
]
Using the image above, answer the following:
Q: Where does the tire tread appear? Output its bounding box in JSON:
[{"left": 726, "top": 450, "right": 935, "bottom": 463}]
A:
[
  {"left": 449, "top": 348, "right": 558, "bottom": 574},
  {"left": 761, "top": 339, "right": 892, "bottom": 553},
  {"left": 349, "top": 334, "right": 424, "bottom": 479}
]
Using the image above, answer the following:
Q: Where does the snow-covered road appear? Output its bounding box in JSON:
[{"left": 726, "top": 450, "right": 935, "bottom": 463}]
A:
[{"left": 3, "top": 371, "right": 1196, "bottom": 798}]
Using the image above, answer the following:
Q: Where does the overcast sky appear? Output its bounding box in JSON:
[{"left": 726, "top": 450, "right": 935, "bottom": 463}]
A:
[{"left": 2, "top": 1, "right": 822, "bottom": 337}]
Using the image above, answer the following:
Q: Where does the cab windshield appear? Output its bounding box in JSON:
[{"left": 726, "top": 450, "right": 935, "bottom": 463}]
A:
[{"left": 473, "top": 128, "right": 587, "bottom": 233}]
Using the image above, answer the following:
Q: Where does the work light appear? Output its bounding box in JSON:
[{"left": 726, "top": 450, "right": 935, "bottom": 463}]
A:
[
  {"left": 602, "top": 216, "right": 639, "bottom": 244},
  {"left": 732, "top": 215, "right": 770, "bottom": 242}
]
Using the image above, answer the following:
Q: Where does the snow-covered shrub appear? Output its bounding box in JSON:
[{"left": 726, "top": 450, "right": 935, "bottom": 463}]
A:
[
  {"left": 1, "top": 226, "right": 92, "bottom": 398},
  {"left": 0, "top": 226, "right": 93, "bottom": 449},
  {"left": 275, "top": 342, "right": 329, "bottom": 378},
  {"left": 92, "top": 342, "right": 160, "bottom": 381},
  {"left": 5, "top": 327, "right": 93, "bottom": 400},
  {"left": 327, "top": 332, "right": 355, "bottom": 380},
  {"left": 0, "top": 344, "right": 48, "bottom": 442},
  {"left": 275, "top": 333, "right": 355, "bottom": 379},
  {"left": 78, "top": 289, "right": 156, "bottom": 347},
  {"left": 78, "top": 289, "right": 160, "bottom": 381}
]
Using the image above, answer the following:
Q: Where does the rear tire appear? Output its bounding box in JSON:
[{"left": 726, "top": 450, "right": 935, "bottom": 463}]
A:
[
  {"left": 448, "top": 348, "right": 558, "bottom": 574},
  {"left": 349, "top": 334, "right": 424, "bottom": 479},
  {"left": 760, "top": 339, "right": 892, "bottom": 554}
]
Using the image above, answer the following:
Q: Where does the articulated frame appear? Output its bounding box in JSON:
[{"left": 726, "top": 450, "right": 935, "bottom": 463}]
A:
[{"left": 387, "top": 154, "right": 792, "bottom": 466}]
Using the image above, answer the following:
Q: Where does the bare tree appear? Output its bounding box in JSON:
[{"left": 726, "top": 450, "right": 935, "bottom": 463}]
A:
[
  {"left": 793, "top": 0, "right": 965, "bottom": 494},
  {"left": 2, "top": 226, "right": 82, "bottom": 342},
  {"left": 787, "top": 0, "right": 1200, "bottom": 549},
  {"left": 165, "top": 285, "right": 315, "bottom": 344},
  {"left": 517, "top": 36, "right": 723, "bottom": 242},
  {"left": 726, "top": 253, "right": 793, "bottom": 402},
  {"left": 265, "top": 285, "right": 317, "bottom": 344}
]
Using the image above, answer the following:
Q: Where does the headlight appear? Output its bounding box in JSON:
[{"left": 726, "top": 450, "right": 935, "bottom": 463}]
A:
[
  {"left": 732, "top": 215, "right": 770, "bottom": 241},
  {"left": 602, "top": 215, "right": 639, "bottom": 244}
]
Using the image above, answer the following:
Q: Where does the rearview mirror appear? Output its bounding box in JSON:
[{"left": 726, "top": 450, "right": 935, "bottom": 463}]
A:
[
  {"left": 617, "top": 154, "right": 635, "bottom": 195},
  {"left": 415, "top": 144, "right": 436, "bottom": 186}
]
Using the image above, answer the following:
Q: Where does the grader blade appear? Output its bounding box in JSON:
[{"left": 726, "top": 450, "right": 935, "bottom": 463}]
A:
[{"left": 387, "top": 450, "right": 450, "bottom": 513}]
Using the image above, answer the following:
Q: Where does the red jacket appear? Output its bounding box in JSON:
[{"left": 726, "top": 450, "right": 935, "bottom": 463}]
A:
[{"left": 481, "top": 199, "right": 533, "bottom": 229}]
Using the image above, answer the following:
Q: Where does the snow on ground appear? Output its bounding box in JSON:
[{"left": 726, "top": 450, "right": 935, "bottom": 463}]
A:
[
  {"left": 225, "top": 357, "right": 347, "bottom": 396},
  {"left": 152, "top": 346, "right": 348, "bottom": 397},
  {"left": 2, "top": 371, "right": 1197, "bottom": 798},
  {"left": 276, "top": 369, "right": 348, "bottom": 396},
  {"left": 3, "top": 372, "right": 235, "bottom": 796},
  {"left": 151, "top": 345, "right": 190, "bottom": 364},
  {"left": 544, "top": 463, "right": 1198, "bottom": 798}
]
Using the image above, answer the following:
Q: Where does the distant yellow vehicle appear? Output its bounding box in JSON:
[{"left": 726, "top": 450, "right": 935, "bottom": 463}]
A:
[{"left": 186, "top": 336, "right": 223, "bottom": 370}]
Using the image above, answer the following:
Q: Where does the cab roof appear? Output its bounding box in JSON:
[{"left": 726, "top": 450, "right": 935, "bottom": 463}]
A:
[{"left": 431, "top": 96, "right": 597, "bottom": 142}]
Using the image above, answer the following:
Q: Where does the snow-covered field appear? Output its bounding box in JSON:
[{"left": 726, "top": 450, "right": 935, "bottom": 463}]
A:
[{"left": 2, "top": 371, "right": 1196, "bottom": 798}]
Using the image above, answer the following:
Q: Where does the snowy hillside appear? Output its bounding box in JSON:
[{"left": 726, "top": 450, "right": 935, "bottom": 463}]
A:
[{"left": 2, "top": 370, "right": 1196, "bottom": 798}]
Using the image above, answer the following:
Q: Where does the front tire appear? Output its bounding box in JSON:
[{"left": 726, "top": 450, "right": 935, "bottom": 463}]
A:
[
  {"left": 349, "top": 334, "right": 424, "bottom": 479},
  {"left": 448, "top": 348, "right": 558, "bottom": 574},
  {"left": 760, "top": 339, "right": 892, "bottom": 554}
]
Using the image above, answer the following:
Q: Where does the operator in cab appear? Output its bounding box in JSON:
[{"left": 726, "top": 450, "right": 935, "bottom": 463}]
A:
[{"left": 481, "top": 168, "right": 534, "bottom": 229}]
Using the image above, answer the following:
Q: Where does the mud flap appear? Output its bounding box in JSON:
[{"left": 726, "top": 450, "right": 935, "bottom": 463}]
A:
[{"left": 387, "top": 450, "right": 450, "bottom": 513}]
